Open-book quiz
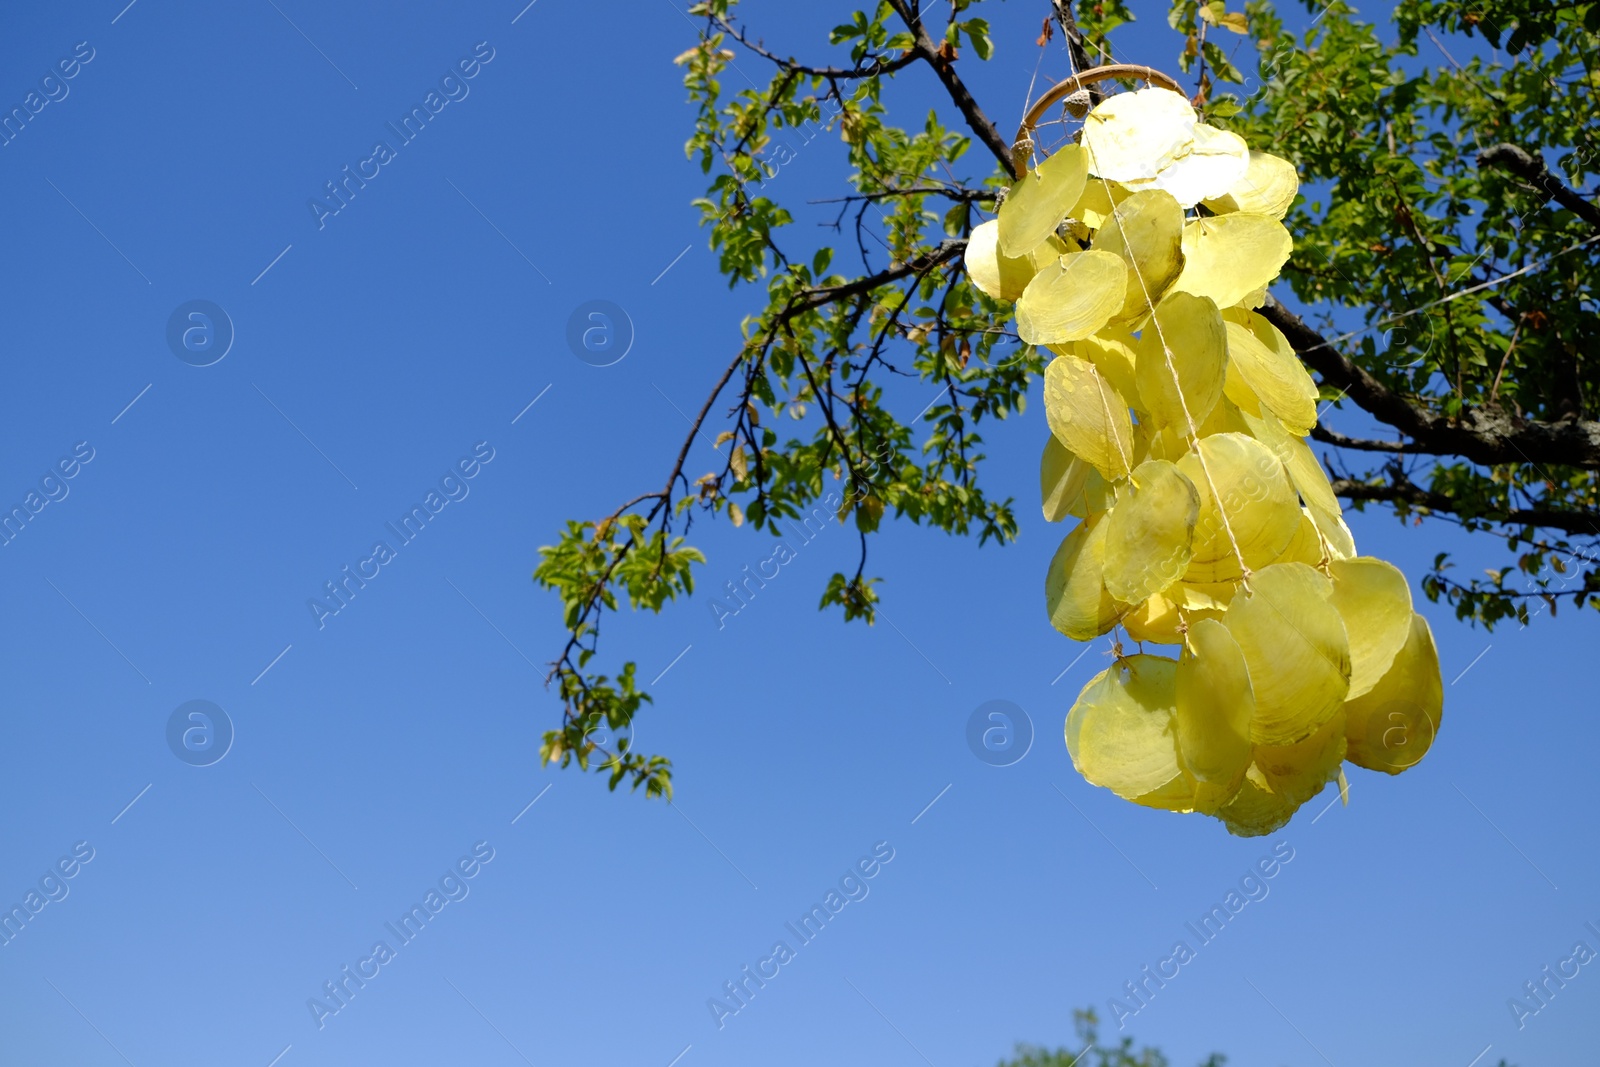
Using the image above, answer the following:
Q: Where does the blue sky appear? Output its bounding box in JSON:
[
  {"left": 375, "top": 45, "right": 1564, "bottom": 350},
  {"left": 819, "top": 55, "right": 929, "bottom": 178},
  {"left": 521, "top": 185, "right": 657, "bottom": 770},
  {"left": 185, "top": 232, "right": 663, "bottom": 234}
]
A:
[{"left": 1, "top": 1, "right": 1596, "bottom": 1065}]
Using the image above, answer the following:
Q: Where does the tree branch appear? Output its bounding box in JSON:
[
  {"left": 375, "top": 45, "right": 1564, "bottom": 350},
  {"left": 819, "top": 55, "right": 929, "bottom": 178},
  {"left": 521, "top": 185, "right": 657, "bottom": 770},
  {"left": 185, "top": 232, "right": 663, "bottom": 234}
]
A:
[
  {"left": 886, "top": 0, "right": 1020, "bottom": 179},
  {"left": 1050, "top": 0, "right": 1100, "bottom": 86},
  {"left": 711, "top": 12, "right": 920, "bottom": 79},
  {"left": 1259, "top": 295, "right": 1600, "bottom": 470},
  {"left": 1478, "top": 142, "right": 1600, "bottom": 232},
  {"left": 1332, "top": 474, "right": 1600, "bottom": 536}
]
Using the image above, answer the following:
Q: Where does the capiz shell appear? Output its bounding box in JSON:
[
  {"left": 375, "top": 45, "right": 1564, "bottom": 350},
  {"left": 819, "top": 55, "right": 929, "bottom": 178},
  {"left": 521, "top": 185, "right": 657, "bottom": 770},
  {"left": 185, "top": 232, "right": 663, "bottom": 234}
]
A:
[
  {"left": 1103, "top": 459, "right": 1199, "bottom": 603},
  {"left": 1044, "top": 351, "right": 1136, "bottom": 480},
  {"left": 1017, "top": 250, "right": 1129, "bottom": 345},
  {"left": 1344, "top": 613, "right": 1443, "bottom": 774},
  {"left": 1067, "top": 654, "right": 1187, "bottom": 801},
  {"left": 1327, "top": 557, "right": 1414, "bottom": 699},
  {"left": 1045, "top": 518, "right": 1125, "bottom": 641},
  {"left": 1145, "top": 123, "right": 1250, "bottom": 208},
  {"left": 1081, "top": 87, "right": 1197, "bottom": 183},
  {"left": 1223, "top": 562, "right": 1352, "bottom": 746},
  {"left": 1176, "top": 619, "right": 1255, "bottom": 811},
  {"left": 999, "top": 144, "right": 1090, "bottom": 258},
  {"left": 1173, "top": 214, "right": 1293, "bottom": 310}
]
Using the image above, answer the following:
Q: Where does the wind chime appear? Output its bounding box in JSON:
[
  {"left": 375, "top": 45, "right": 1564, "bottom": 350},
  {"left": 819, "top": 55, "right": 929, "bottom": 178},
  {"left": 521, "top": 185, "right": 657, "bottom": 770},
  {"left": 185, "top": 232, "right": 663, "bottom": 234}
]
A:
[{"left": 965, "top": 66, "right": 1444, "bottom": 835}]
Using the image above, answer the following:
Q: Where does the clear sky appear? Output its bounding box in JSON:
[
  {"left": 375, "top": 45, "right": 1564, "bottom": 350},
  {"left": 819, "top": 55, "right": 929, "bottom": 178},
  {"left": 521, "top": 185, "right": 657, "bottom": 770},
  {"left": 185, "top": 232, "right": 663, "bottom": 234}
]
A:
[{"left": 1, "top": 2, "right": 1596, "bottom": 1066}]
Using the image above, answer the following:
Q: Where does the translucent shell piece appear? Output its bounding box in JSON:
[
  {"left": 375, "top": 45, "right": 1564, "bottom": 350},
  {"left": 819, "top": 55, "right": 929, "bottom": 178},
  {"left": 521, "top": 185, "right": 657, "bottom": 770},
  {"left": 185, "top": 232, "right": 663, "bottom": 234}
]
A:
[
  {"left": 1066, "top": 655, "right": 1187, "bottom": 802},
  {"left": 1045, "top": 518, "right": 1124, "bottom": 641},
  {"left": 1216, "top": 713, "right": 1347, "bottom": 836},
  {"left": 1173, "top": 214, "right": 1293, "bottom": 310},
  {"left": 1252, "top": 712, "right": 1348, "bottom": 807},
  {"left": 1121, "top": 592, "right": 1186, "bottom": 645},
  {"left": 1327, "top": 557, "right": 1414, "bottom": 699},
  {"left": 1042, "top": 437, "right": 1115, "bottom": 522},
  {"left": 1041, "top": 434, "right": 1082, "bottom": 522},
  {"left": 1058, "top": 331, "right": 1142, "bottom": 411},
  {"left": 1223, "top": 317, "right": 1318, "bottom": 435},
  {"left": 1094, "top": 190, "right": 1186, "bottom": 324},
  {"left": 1069, "top": 178, "right": 1132, "bottom": 230},
  {"left": 1177, "top": 433, "right": 1302, "bottom": 583},
  {"left": 1044, "top": 352, "right": 1136, "bottom": 480},
  {"left": 1213, "top": 764, "right": 1298, "bottom": 837},
  {"left": 1135, "top": 292, "right": 1228, "bottom": 431},
  {"left": 999, "top": 144, "right": 1090, "bottom": 258},
  {"left": 1204, "top": 150, "right": 1300, "bottom": 219},
  {"left": 1081, "top": 87, "right": 1197, "bottom": 184},
  {"left": 1017, "top": 250, "right": 1129, "bottom": 345},
  {"left": 1344, "top": 613, "right": 1443, "bottom": 774},
  {"left": 1141, "top": 123, "right": 1250, "bottom": 209},
  {"left": 1223, "top": 562, "right": 1352, "bottom": 746},
  {"left": 1272, "top": 508, "right": 1328, "bottom": 566},
  {"left": 965, "top": 219, "right": 1043, "bottom": 302},
  {"left": 1103, "top": 459, "right": 1199, "bottom": 603},
  {"left": 1176, "top": 619, "right": 1255, "bottom": 812}
]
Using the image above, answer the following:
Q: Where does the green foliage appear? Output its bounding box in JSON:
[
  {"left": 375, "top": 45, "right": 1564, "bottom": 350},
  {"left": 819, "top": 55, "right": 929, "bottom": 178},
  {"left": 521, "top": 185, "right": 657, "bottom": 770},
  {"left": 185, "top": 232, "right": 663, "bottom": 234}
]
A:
[
  {"left": 535, "top": 0, "right": 1600, "bottom": 796},
  {"left": 999, "top": 1009, "right": 1224, "bottom": 1067}
]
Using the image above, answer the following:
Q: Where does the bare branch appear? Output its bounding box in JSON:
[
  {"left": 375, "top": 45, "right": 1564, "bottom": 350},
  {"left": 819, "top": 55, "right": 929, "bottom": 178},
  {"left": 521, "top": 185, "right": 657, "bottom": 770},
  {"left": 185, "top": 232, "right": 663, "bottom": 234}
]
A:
[
  {"left": 1478, "top": 142, "right": 1600, "bottom": 233},
  {"left": 1333, "top": 474, "right": 1600, "bottom": 536},
  {"left": 1261, "top": 295, "right": 1600, "bottom": 470}
]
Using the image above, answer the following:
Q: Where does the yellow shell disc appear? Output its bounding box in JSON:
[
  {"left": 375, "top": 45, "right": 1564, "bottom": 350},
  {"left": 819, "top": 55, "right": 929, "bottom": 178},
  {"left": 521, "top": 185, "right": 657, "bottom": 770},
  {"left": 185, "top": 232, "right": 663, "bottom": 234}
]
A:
[
  {"left": 1017, "top": 250, "right": 1129, "bottom": 346},
  {"left": 1327, "top": 557, "right": 1414, "bottom": 699},
  {"left": 1044, "top": 351, "right": 1136, "bottom": 480},
  {"left": 1222, "top": 562, "right": 1352, "bottom": 745},
  {"left": 965, "top": 219, "right": 1043, "bottom": 302},
  {"left": 1272, "top": 508, "right": 1328, "bottom": 566},
  {"left": 1103, "top": 459, "right": 1200, "bottom": 603},
  {"left": 1176, "top": 618, "right": 1255, "bottom": 812},
  {"left": 1252, "top": 712, "right": 1348, "bottom": 807},
  {"left": 1213, "top": 764, "right": 1298, "bottom": 837},
  {"left": 1121, "top": 591, "right": 1186, "bottom": 645},
  {"left": 1177, "top": 432, "right": 1302, "bottom": 583},
  {"left": 1172, "top": 214, "right": 1293, "bottom": 310},
  {"left": 999, "top": 144, "right": 1090, "bottom": 258},
  {"left": 1041, "top": 434, "right": 1082, "bottom": 522},
  {"left": 1072, "top": 177, "right": 1135, "bottom": 232},
  {"left": 1066, "top": 654, "right": 1190, "bottom": 803},
  {"left": 1344, "top": 612, "right": 1443, "bottom": 774},
  {"left": 1135, "top": 291, "right": 1228, "bottom": 431},
  {"left": 1143, "top": 123, "right": 1250, "bottom": 209},
  {"left": 1094, "top": 189, "right": 1187, "bottom": 324},
  {"left": 1081, "top": 87, "right": 1197, "bottom": 184},
  {"left": 1045, "top": 517, "right": 1125, "bottom": 641},
  {"left": 1204, "top": 150, "right": 1300, "bottom": 219},
  {"left": 1057, "top": 331, "right": 1142, "bottom": 411},
  {"left": 1223, "top": 317, "right": 1318, "bottom": 435}
]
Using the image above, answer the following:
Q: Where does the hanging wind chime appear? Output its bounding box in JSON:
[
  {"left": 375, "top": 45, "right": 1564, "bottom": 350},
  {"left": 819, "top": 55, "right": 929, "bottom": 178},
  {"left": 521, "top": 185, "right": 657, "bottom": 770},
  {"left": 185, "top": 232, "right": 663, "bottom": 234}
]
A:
[{"left": 965, "top": 66, "right": 1445, "bottom": 836}]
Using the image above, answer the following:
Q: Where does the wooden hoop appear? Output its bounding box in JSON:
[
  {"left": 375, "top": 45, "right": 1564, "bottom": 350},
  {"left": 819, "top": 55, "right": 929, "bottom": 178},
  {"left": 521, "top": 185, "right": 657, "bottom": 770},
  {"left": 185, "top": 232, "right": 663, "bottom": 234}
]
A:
[{"left": 1011, "top": 64, "right": 1184, "bottom": 175}]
